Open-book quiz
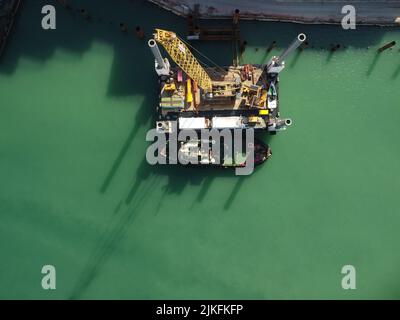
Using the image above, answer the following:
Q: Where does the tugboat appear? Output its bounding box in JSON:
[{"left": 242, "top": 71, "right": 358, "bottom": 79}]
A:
[{"left": 160, "top": 138, "right": 272, "bottom": 168}]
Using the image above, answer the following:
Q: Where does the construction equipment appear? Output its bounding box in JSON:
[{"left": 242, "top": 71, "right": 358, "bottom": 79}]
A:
[
  {"left": 149, "top": 28, "right": 305, "bottom": 134},
  {"left": 186, "top": 79, "right": 193, "bottom": 103},
  {"left": 153, "top": 29, "right": 213, "bottom": 92}
]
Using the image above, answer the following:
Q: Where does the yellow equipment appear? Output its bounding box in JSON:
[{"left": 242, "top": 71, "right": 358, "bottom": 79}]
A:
[
  {"left": 154, "top": 29, "right": 213, "bottom": 92},
  {"left": 161, "top": 82, "right": 176, "bottom": 95},
  {"left": 243, "top": 84, "right": 262, "bottom": 96},
  {"left": 186, "top": 79, "right": 193, "bottom": 103},
  {"left": 248, "top": 116, "right": 259, "bottom": 123},
  {"left": 259, "top": 90, "right": 268, "bottom": 106}
]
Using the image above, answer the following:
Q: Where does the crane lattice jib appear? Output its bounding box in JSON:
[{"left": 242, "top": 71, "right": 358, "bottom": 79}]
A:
[{"left": 154, "top": 29, "right": 213, "bottom": 92}]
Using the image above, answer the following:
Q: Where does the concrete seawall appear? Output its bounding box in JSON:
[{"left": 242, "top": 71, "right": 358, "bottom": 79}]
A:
[{"left": 148, "top": 0, "right": 400, "bottom": 26}]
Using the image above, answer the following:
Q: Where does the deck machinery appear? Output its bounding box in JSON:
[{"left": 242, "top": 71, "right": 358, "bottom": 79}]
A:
[{"left": 148, "top": 29, "right": 306, "bottom": 134}]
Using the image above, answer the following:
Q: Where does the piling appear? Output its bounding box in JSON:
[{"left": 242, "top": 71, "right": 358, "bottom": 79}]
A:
[
  {"left": 299, "top": 40, "right": 309, "bottom": 51},
  {"left": 330, "top": 44, "right": 341, "bottom": 52},
  {"left": 187, "top": 14, "right": 194, "bottom": 34},
  {"left": 135, "top": 26, "right": 144, "bottom": 39},
  {"left": 120, "top": 23, "right": 128, "bottom": 33},
  {"left": 57, "top": 0, "right": 71, "bottom": 10},
  {"left": 80, "top": 9, "right": 91, "bottom": 21},
  {"left": 378, "top": 41, "right": 396, "bottom": 53},
  {"left": 233, "top": 9, "right": 240, "bottom": 25}
]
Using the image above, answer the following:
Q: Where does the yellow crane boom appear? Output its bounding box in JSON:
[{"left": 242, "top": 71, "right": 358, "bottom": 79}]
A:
[{"left": 154, "top": 29, "right": 213, "bottom": 92}]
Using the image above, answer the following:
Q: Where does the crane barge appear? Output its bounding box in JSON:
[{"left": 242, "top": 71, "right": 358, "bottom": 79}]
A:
[{"left": 148, "top": 29, "right": 306, "bottom": 135}]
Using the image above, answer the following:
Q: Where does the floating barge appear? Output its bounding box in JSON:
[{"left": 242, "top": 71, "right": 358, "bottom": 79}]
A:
[{"left": 148, "top": 29, "right": 305, "bottom": 134}]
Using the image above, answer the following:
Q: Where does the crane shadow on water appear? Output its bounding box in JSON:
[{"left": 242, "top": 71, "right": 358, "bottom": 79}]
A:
[
  {"left": 289, "top": 49, "right": 303, "bottom": 68},
  {"left": 70, "top": 163, "right": 241, "bottom": 298},
  {"left": 99, "top": 97, "right": 155, "bottom": 194},
  {"left": 69, "top": 171, "right": 158, "bottom": 299},
  {"left": 71, "top": 130, "right": 273, "bottom": 298},
  {"left": 391, "top": 62, "right": 400, "bottom": 79},
  {"left": 366, "top": 52, "right": 382, "bottom": 76}
]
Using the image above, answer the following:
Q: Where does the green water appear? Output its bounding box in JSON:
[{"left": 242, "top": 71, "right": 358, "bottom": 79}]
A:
[{"left": 0, "top": 0, "right": 399, "bottom": 299}]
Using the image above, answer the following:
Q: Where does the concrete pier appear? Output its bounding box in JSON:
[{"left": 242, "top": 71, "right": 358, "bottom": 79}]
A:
[{"left": 148, "top": 0, "right": 400, "bottom": 26}]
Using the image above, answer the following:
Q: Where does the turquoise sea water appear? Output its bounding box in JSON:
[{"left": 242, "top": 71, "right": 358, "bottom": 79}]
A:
[{"left": 0, "top": 0, "right": 400, "bottom": 299}]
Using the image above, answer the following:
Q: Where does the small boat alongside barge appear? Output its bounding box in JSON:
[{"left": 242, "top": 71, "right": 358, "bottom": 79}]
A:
[{"left": 160, "top": 138, "right": 272, "bottom": 168}]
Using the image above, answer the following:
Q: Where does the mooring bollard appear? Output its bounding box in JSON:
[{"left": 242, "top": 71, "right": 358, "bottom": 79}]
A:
[{"left": 378, "top": 41, "right": 396, "bottom": 53}]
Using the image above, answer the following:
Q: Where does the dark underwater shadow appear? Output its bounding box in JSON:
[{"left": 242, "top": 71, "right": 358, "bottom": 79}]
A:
[
  {"left": 1, "top": 0, "right": 398, "bottom": 78},
  {"left": 100, "top": 97, "right": 155, "bottom": 194},
  {"left": 69, "top": 168, "right": 158, "bottom": 299},
  {"left": 69, "top": 158, "right": 239, "bottom": 298},
  {"left": 0, "top": 0, "right": 187, "bottom": 75},
  {"left": 70, "top": 131, "right": 273, "bottom": 298},
  {"left": 289, "top": 48, "right": 302, "bottom": 68},
  {"left": 366, "top": 52, "right": 382, "bottom": 76},
  {"left": 391, "top": 60, "right": 400, "bottom": 79}
]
